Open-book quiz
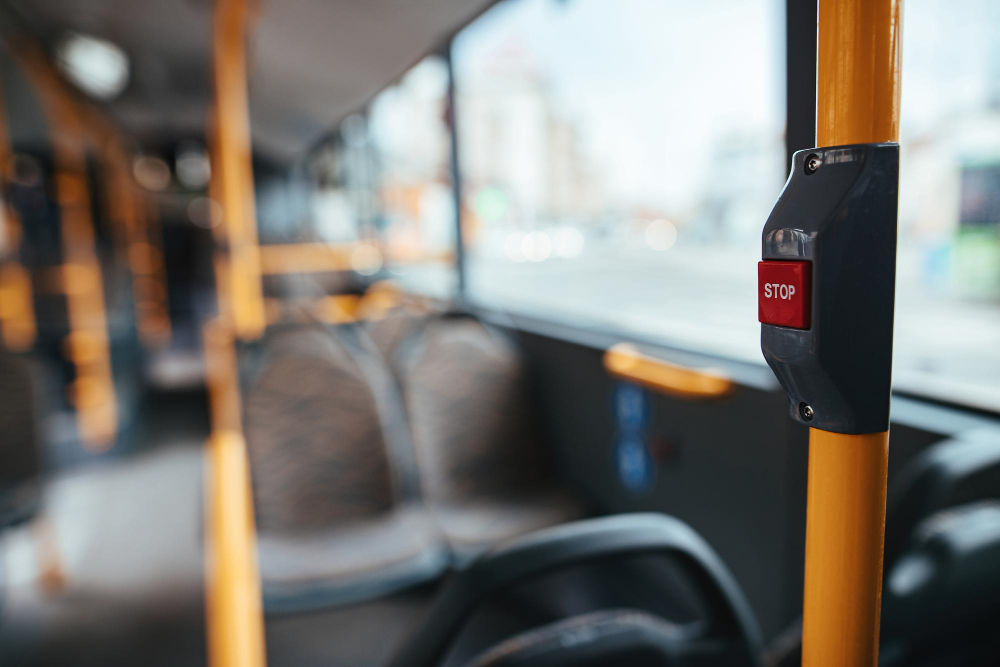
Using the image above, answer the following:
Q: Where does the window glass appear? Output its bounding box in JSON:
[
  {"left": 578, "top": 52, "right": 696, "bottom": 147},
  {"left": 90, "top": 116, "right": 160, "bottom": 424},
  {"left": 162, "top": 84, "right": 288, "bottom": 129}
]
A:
[
  {"left": 453, "top": 0, "right": 1000, "bottom": 410},
  {"left": 453, "top": 0, "right": 785, "bottom": 362},
  {"left": 368, "top": 55, "right": 457, "bottom": 296},
  {"left": 306, "top": 120, "right": 387, "bottom": 280},
  {"left": 895, "top": 0, "right": 1000, "bottom": 408},
  {"left": 310, "top": 130, "right": 371, "bottom": 246}
]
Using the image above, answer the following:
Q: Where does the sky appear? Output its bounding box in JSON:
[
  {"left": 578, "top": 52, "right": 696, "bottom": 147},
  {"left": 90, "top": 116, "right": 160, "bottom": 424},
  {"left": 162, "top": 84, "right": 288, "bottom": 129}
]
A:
[
  {"left": 450, "top": 0, "right": 1000, "bottom": 207},
  {"left": 452, "top": 0, "right": 785, "bottom": 211}
]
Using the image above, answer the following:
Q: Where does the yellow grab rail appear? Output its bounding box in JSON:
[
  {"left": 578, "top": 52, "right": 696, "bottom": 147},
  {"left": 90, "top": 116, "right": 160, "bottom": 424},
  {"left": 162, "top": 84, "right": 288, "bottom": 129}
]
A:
[
  {"left": 263, "top": 294, "right": 360, "bottom": 325},
  {"left": 802, "top": 429, "right": 890, "bottom": 666},
  {"left": 816, "top": 0, "right": 902, "bottom": 148},
  {"left": 604, "top": 343, "right": 733, "bottom": 400},
  {"left": 801, "top": 2, "right": 901, "bottom": 665},
  {"left": 204, "top": 429, "right": 266, "bottom": 667},
  {"left": 203, "top": 317, "right": 242, "bottom": 434},
  {"left": 258, "top": 241, "right": 453, "bottom": 277},
  {"left": 258, "top": 242, "right": 355, "bottom": 275},
  {"left": 202, "top": 317, "right": 265, "bottom": 667},
  {"left": 212, "top": 0, "right": 266, "bottom": 341}
]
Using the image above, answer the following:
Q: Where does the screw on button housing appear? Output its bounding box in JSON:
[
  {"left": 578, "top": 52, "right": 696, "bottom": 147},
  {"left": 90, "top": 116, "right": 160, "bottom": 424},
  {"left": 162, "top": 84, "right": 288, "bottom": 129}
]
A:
[
  {"left": 804, "top": 154, "right": 822, "bottom": 175},
  {"left": 799, "top": 403, "right": 815, "bottom": 421}
]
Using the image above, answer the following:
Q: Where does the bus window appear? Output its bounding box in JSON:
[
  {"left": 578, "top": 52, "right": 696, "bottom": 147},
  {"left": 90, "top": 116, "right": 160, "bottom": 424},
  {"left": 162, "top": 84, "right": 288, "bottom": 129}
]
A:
[
  {"left": 894, "top": 0, "right": 1000, "bottom": 409},
  {"left": 368, "top": 56, "right": 457, "bottom": 296},
  {"left": 452, "top": 0, "right": 785, "bottom": 360},
  {"left": 309, "top": 140, "right": 361, "bottom": 245}
]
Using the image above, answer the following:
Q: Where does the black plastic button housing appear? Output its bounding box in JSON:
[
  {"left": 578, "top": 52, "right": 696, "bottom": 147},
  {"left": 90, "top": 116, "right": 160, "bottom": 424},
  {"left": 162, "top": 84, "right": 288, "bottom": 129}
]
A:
[{"left": 761, "top": 143, "right": 899, "bottom": 434}]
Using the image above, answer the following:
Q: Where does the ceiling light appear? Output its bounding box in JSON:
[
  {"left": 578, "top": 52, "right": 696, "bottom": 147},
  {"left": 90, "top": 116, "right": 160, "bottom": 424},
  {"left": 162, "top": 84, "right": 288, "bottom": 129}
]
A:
[{"left": 55, "top": 32, "right": 130, "bottom": 100}]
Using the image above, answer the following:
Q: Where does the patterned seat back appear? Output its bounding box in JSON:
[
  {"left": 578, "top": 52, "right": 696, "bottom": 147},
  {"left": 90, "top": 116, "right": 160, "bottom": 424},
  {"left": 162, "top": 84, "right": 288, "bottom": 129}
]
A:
[
  {"left": 244, "top": 326, "right": 396, "bottom": 531},
  {"left": 397, "top": 315, "right": 547, "bottom": 504}
]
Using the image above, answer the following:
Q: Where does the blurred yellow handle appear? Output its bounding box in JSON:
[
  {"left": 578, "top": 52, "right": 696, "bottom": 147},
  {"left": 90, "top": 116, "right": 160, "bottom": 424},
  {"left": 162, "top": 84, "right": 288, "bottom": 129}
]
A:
[
  {"left": 258, "top": 242, "right": 354, "bottom": 275},
  {"left": 604, "top": 343, "right": 733, "bottom": 399}
]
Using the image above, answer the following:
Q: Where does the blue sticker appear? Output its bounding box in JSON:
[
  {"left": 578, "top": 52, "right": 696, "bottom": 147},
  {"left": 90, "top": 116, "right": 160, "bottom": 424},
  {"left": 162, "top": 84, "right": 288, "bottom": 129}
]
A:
[
  {"left": 615, "top": 434, "right": 654, "bottom": 492},
  {"left": 613, "top": 382, "right": 648, "bottom": 431},
  {"left": 612, "top": 382, "right": 654, "bottom": 493}
]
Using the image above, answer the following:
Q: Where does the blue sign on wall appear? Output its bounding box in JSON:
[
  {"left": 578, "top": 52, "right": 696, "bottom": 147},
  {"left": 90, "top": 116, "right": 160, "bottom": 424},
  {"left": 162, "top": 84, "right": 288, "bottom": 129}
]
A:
[
  {"left": 612, "top": 382, "right": 654, "bottom": 493},
  {"left": 614, "top": 381, "right": 648, "bottom": 431}
]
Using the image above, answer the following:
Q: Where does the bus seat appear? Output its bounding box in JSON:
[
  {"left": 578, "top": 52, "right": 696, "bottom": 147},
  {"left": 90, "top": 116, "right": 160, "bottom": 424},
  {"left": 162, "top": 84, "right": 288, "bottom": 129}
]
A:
[
  {"left": 246, "top": 326, "right": 396, "bottom": 529},
  {"left": 881, "top": 501, "right": 1000, "bottom": 665},
  {"left": 0, "top": 349, "right": 42, "bottom": 528},
  {"left": 392, "top": 313, "right": 584, "bottom": 560},
  {"left": 883, "top": 429, "right": 1000, "bottom": 568},
  {"left": 0, "top": 445, "right": 206, "bottom": 667},
  {"left": 245, "top": 324, "right": 446, "bottom": 612},
  {"left": 387, "top": 513, "right": 763, "bottom": 667},
  {"left": 255, "top": 505, "right": 445, "bottom": 613}
]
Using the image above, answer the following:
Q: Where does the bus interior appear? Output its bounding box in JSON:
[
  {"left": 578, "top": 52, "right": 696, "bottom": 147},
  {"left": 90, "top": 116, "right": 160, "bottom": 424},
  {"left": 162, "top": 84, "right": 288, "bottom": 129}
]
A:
[{"left": 1, "top": 0, "right": 1000, "bottom": 666}]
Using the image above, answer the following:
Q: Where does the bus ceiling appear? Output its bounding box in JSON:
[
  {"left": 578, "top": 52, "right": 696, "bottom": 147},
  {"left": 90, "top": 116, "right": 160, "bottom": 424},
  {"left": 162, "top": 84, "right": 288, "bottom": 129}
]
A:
[{"left": 0, "top": 0, "right": 498, "bottom": 162}]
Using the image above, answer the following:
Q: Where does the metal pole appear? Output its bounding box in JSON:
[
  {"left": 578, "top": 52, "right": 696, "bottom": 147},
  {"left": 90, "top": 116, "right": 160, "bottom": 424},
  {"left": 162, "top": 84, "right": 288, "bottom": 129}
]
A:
[
  {"left": 203, "top": 2, "right": 267, "bottom": 666},
  {"left": 212, "top": 0, "right": 265, "bottom": 341},
  {"left": 802, "top": 1, "right": 901, "bottom": 665},
  {"left": 443, "top": 43, "right": 467, "bottom": 300}
]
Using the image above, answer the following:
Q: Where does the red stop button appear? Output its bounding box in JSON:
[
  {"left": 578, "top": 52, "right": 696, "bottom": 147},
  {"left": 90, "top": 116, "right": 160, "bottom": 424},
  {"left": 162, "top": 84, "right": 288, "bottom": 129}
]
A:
[{"left": 758, "top": 260, "right": 812, "bottom": 329}]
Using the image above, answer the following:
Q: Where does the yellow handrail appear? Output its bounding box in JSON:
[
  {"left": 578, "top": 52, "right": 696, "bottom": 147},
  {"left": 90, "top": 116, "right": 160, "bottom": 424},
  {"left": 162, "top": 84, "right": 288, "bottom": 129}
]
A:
[
  {"left": 258, "top": 241, "right": 455, "bottom": 276},
  {"left": 212, "top": 0, "right": 266, "bottom": 341},
  {"left": 258, "top": 242, "right": 355, "bottom": 275},
  {"left": 202, "top": 317, "right": 265, "bottom": 667},
  {"left": 203, "top": 317, "right": 243, "bottom": 433},
  {"left": 816, "top": 0, "right": 902, "bottom": 148},
  {"left": 204, "top": 429, "right": 266, "bottom": 667},
  {"left": 604, "top": 343, "right": 732, "bottom": 400},
  {"left": 263, "top": 294, "right": 360, "bottom": 325},
  {"left": 801, "top": 2, "right": 901, "bottom": 666},
  {"left": 203, "top": 0, "right": 268, "bottom": 663},
  {"left": 802, "top": 429, "right": 890, "bottom": 666}
]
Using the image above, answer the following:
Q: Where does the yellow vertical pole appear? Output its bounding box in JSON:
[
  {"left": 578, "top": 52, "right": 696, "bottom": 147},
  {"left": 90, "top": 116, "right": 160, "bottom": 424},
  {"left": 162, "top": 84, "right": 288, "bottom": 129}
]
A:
[
  {"left": 203, "top": 0, "right": 267, "bottom": 664},
  {"left": 212, "top": 0, "right": 265, "bottom": 341},
  {"left": 205, "top": 427, "right": 265, "bottom": 667},
  {"left": 816, "top": 0, "right": 902, "bottom": 148},
  {"left": 202, "top": 317, "right": 265, "bottom": 667},
  {"left": 802, "top": 430, "right": 890, "bottom": 665},
  {"left": 802, "top": 2, "right": 901, "bottom": 666},
  {"left": 0, "top": 74, "right": 37, "bottom": 350}
]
